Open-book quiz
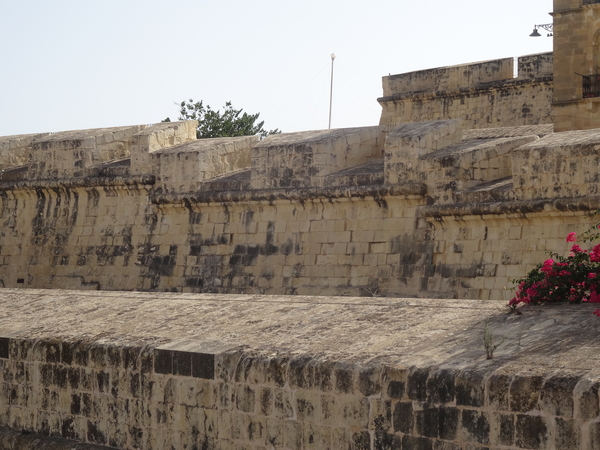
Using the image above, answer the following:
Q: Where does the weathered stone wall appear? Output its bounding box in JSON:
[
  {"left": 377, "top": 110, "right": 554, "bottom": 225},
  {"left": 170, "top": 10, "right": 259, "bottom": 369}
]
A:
[
  {"left": 1, "top": 121, "right": 600, "bottom": 301},
  {"left": 378, "top": 53, "right": 554, "bottom": 130},
  {"left": 0, "top": 180, "right": 430, "bottom": 297},
  {"left": 2, "top": 289, "right": 600, "bottom": 450},
  {"left": 0, "top": 133, "right": 50, "bottom": 170},
  {"left": 250, "top": 127, "right": 384, "bottom": 189},
  {"left": 0, "top": 177, "right": 594, "bottom": 301}
]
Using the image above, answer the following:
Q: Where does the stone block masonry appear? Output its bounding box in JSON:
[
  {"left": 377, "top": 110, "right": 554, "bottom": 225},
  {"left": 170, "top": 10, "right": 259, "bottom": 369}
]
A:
[
  {"left": 2, "top": 119, "right": 600, "bottom": 300},
  {"left": 378, "top": 53, "right": 554, "bottom": 130},
  {"left": 250, "top": 126, "right": 384, "bottom": 189},
  {"left": 1, "top": 289, "right": 600, "bottom": 449}
]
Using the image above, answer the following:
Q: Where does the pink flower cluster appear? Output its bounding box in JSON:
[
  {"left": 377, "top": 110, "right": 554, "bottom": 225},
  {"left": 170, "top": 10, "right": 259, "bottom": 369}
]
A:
[{"left": 510, "top": 230, "right": 600, "bottom": 316}]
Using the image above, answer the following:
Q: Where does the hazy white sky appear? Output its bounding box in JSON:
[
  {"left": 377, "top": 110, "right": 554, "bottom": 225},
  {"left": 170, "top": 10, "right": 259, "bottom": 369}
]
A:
[{"left": 0, "top": 0, "right": 553, "bottom": 137}]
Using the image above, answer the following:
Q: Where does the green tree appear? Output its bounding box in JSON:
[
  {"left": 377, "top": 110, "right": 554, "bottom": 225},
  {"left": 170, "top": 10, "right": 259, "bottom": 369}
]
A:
[{"left": 163, "top": 100, "right": 280, "bottom": 139}]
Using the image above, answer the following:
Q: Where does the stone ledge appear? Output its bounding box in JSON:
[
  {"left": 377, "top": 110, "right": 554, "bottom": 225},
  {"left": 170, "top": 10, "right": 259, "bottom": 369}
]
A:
[
  {"left": 377, "top": 76, "right": 554, "bottom": 103},
  {"left": 0, "top": 175, "right": 156, "bottom": 191},
  {"left": 418, "top": 195, "right": 600, "bottom": 218},
  {"left": 1, "top": 290, "right": 600, "bottom": 449},
  {"left": 151, "top": 183, "right": 427, "bottom": 205},
  {"left": 0, "top": 289, "right": 599, "bottom": 371}
]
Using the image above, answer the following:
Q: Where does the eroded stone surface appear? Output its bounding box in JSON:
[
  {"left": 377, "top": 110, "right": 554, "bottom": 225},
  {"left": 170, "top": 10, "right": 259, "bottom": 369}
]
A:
[
  {"left": 1, "top": 290, "right": 600, "bottom": 449},
  {"left": 1, "top": 289, "right": 599, "bottom": 369},
  {"left": 379, "top": 53, "right": 553, "bottom": 130}
]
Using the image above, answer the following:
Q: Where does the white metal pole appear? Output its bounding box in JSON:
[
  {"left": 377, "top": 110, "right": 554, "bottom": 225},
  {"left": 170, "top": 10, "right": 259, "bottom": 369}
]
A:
[{"left": 328, "top": 53, "right": 336, "bottom": 129}]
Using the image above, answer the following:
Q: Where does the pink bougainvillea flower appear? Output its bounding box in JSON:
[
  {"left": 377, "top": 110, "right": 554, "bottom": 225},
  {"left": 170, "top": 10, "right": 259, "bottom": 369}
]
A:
[
  {"left": 510, "top": 222, "right": 600, "bottom": 317},
  {"left": 589, "top": 291, "right": 600, "bottom": 303},
  {"left": 591, "top": 244, "right": 600, "bottom": 262},
  {"left": 541, "top": 259, "right": 554, "bottom": 273}
]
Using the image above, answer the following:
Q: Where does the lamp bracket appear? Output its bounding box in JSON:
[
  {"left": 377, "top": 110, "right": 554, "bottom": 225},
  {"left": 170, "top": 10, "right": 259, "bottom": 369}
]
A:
[{"left": 535, "top": 23, "right": 553, "bottom": 33}]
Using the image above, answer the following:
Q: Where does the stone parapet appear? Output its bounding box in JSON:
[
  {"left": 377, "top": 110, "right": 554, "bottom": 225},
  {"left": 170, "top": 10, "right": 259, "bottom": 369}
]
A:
[
  {"left": 512, "top": 128, "right": 600, "bottom": 199},
  {"left": 383, "top": 120, "right": 539, "bottom": 203},
  {"left": 129, "top": 121, "right": 197, "bottom": 176},
  {"left": 420, "top": 135, "right": 537, "bottom": 203},
  {"left": 250, "top": 127, "right": 384, "bottom": 189},
  {"left": 152, "top": 135, "right": 258, "bottom": 194},
  {"left": 516, "top": 52, "right": 554, "bottom": 80},
  {"left": 0, "top": 133, "right": 50, "bottom": 170},
  {"left": 381, "top": 57, "right": 515, "bottom": 98},
  {"left": 379, "top": 53, "right": 554, "bottom": 130},
  {"left": 381, "top": 53, "right": 553, "bottom": 100},
  {"left": 384, "top": 119, "right": 463, "bottom": 185},
  {"left": 27, "top": 125, "right": 146, "bottom": 180},
  {"left": 1, "top": 289, "right": 600, "bottom": 449}
]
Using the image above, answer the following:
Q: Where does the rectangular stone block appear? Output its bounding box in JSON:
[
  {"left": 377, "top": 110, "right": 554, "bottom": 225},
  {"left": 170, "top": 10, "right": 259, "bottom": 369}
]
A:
[
  {"left": 0, "top": 338, "right": 8, "bottom": 359},
  {"left": 515, "top": 414, "right": 549, "bottom": 450}
]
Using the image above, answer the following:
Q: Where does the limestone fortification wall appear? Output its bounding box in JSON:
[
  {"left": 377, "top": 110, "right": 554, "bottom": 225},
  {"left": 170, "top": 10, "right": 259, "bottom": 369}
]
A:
[
  {"left": 1, "top": 289, "right": 600, "bottom": 450},
  {"left": 0, "top": 119, "right": 599, "bottom": 301},
  {"left": 5, "top": 6, "right": 600, "bottom": 449},
  {"left": 378, "top": 53, "right": 554, "bottom": 130}
]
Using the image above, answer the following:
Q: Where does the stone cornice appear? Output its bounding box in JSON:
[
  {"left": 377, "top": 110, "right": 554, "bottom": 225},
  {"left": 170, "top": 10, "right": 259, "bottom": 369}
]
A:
[
  {"left": 151, "top": 183, "right": 428, "bottom": 206},
  {"left": 418, "top": 195, "right": 600, "bottom": 218}
]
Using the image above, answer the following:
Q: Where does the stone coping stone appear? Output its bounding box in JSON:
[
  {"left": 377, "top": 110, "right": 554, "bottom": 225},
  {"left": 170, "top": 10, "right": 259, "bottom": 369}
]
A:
[
  {"left": 254, "top": 126, "right": 379, "bottom": 147},
  {"left": 462, "top": 124, "right": 554, "bottom": 140},
  {"left": 521, "top": 127, "right": 600, "bottom": 149},
  {"left": 199, "top": 167, "right": 251, "bottom": 191},
  {"left": 421, "top": 136, "right": 524, "bottom": 159},
  {"left": 0, "top": 132, "right": 51, "bottom": 144},
  {"left": 0, "top": 289, "right": 600, "bottom": 375},
  {"left": 454, "top": 177, "right": 515, "bottom": 203},
  {"left": 326, "top": 160, "right": 384, "bottom": 177},
  {"left": 153, "top": 134, "right": 255, "bottom": 155},
  {"left": 458, "top": 176, "right": 513, "bottom": 193},
  {"left": 32, "top": 125, "right": 145, "bottom": 144}
]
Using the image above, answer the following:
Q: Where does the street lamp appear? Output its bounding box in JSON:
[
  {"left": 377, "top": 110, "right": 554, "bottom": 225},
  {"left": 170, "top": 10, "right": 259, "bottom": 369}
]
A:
[
  {"left": 329, "top": 53, "right": 336, "bottom": 129},
  {"left": 530, "top": 23, "right": 553, "bottom": 37}
]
